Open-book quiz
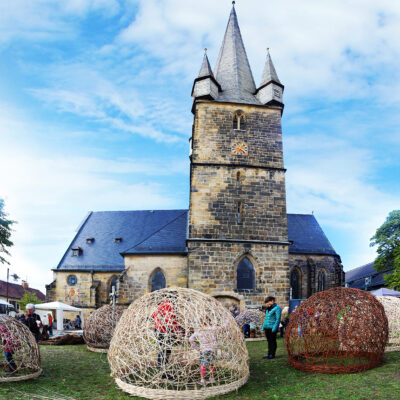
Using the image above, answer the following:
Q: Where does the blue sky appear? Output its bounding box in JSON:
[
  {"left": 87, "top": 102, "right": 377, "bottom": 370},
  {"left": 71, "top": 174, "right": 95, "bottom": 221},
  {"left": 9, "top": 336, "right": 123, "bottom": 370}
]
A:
[{"left": 0, "top": 0, "right": 399, "bottom": 292}]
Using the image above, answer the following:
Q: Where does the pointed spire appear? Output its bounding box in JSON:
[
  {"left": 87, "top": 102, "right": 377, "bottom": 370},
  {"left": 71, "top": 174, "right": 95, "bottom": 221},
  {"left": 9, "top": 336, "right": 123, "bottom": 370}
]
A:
[
  {"left": 255, "top": 48, "right": 284, "bottom": 108},
  {"left": 198, "top": 50, "right": 214, "bottom": 79},
  {"left": 260, "top": 48, "right": 281, "bottom": 86},
  {"left": 213, "top": 4, "right": 258, "bottom": 105},
  {"left": 191, "top": 49, "right": 221, "bottom": 101}
]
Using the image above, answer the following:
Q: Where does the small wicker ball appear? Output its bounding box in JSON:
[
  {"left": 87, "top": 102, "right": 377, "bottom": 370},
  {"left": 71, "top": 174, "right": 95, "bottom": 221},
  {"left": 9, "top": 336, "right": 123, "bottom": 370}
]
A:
[
  {"left": 83, "top": 305, "right": 125, "bottom": 353},
  {"left": 376, "top": 296, "right": 400, "bottom": 352},
  {"left": 108, "top": 288, "right": 249, "bottom": 400},
  {"left": 235, "top": 309, "right": 265, "bottom": 338},
  {"left": 0, "top": 315, "right": 42, "bottom": 382},
  {"left": 285, "top": 287, "right": 388, "bottom": 373}
]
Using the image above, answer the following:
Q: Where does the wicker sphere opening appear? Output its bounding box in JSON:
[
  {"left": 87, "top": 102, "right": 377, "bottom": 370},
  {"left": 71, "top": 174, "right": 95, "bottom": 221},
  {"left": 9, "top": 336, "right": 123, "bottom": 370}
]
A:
[
  {"left": 108, "top": 288, "right": 249, "bottom": 400},
  {"left": 83, "top": 305, "right": 125, "bottom": 353},
  {"left": 285, "top": 287, "right": 388, "bottom": 374},
  {"left": 0, "top": 315, "right": 42, "bottom": 382},
  {"left": 376, "top": 296, "right": 400, "bottom": 352}
]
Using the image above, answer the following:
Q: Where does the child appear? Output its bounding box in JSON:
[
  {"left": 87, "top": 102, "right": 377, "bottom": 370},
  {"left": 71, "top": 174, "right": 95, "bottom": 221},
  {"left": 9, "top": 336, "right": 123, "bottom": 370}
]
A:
[
  {"left": 189, "top": 318, "right": 228, "bottom": 385},
  {"left": 249, "top": 322, "right": 256, "bottom": 338},
  {"left": 0, "top": 325, "right": 17, "bottom": 375}
]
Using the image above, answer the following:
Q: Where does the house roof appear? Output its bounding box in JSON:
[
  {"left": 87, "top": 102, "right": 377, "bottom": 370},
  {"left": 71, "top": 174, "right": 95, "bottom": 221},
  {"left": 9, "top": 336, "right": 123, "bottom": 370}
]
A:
[
  {"left": 56, "top": 210, "right": 337, "bottom": 272},
  {"left": 0, "top": 280, "right": 45, "bottom": 302},
  {"left": 287, "top": 214, "right": 337, "bottom": 256},
  {"left": 56, "top": 210, "right": 188, "bottom": 271},
  {"left": 345, "top": 261, "right": 393, "bottom": 289}
]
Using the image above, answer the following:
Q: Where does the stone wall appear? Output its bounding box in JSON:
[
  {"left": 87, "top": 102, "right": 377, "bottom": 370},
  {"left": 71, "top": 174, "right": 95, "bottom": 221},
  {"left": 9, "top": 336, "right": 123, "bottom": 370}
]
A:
[
  {"left": 117, "top": 254, "right": 188, "bottom": 305},
  {"left": 187, "top": 242, "right": 290, "bottom": 309},
  {"left": 188, "top": 101, "right": 289, "bottom": 307},
  {"left": 46, "top": 270, "right": 118, "bottom": 318},
  {"left": 289, "top": 254, "right": 344, "bottom": 299}
]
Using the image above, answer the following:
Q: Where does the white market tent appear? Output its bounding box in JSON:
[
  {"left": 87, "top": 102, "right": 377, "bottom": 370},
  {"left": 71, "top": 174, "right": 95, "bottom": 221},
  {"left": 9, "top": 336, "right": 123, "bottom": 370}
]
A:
[
  {"left": 35, "top": 301, "right": 84, "bottom": 331},
  {"left": 371, "top": 288, "right": 400, "bottom": 298}
]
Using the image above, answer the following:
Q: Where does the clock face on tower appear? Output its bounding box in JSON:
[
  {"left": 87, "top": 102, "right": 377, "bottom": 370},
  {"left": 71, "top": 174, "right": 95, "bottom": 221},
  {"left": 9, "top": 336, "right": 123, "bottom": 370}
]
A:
[{"left": 231, "top": 142, "right": 248, "bottom": 156}]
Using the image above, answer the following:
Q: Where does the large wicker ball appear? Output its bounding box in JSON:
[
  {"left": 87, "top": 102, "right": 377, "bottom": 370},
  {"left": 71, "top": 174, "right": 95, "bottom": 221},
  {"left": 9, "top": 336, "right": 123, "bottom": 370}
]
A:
[
  {"left": 0, "top": 315, "right": 41, "bottom": 382},
  {"left": 83, "top": 305, "right": 125, "bottom": 353},
  {"left": 285, "top": 287, "right": 388, "bottom": 373},
  {"left": 376, "top": 296, "right": 400, "bottom": 352},
  {"left": 108, "top": 288, "right": 249, "bottom": 400}
]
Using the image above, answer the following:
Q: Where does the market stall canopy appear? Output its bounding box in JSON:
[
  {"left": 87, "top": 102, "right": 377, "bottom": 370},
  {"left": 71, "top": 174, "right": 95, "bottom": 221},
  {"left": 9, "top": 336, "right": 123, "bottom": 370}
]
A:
[
  {"left": 0, "top": 299, "right": 12, "bottom": 306},
  {"left": 371, "top": 288, "right": 400, "bottom": 297},
  {"left": 35, "top": 301, "right": 84, "bottom": 331}
]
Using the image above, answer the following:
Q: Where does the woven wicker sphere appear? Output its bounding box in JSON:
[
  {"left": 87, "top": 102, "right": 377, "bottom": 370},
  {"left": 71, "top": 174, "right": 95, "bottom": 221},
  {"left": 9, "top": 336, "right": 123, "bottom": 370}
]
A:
[
  {"left": 235, "top": 309, "right": 265, "bottom": 339},
  {"left": 376, "top": 296, "right": 400, "bottom": 352},
  {"left": 83, "top": 305, "right": 125, "bottom": 353},
  {"left": 235, "top": 309, "right": 264, "bottom": 328},
  {"left": 0, "top": 315, "right": 41, "bottom": 382},
  {"left": 285, "top": 287, "right": 388, "bottom": 373},
  {"left": 108, "top": 288, "right": 249, "bottom": 400}
]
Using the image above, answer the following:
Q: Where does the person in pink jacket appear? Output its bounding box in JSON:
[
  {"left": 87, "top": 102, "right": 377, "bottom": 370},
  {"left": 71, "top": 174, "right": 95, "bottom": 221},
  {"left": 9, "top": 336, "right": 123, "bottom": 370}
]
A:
[
  {"left": 189, "top": 318, "right": 229, "bottom": 385},
  {"left": 0, "top": 325, "right": 17, "bottom": 375}
]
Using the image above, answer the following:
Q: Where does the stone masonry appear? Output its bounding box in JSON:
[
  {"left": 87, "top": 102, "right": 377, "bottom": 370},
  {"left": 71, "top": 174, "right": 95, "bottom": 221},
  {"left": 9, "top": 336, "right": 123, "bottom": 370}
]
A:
[{"left": 188, "top": 101, "right": 290, "bottom": 308}]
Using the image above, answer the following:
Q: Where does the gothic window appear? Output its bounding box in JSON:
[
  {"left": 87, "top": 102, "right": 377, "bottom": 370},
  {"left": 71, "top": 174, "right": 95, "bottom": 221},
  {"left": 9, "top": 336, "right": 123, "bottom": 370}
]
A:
[
  {"left": 290, "top": 269, "right": 301, "bottom": 299},
  {"left": 233, "top": 111, "right": 245, "bottom": 130},
  {"left": 236, "top": 172, "right": 241, "bottom": 189},
  {"left": 237, "top": 201, "right": 242, "bottom": 224},
  {"left": 317, "top": 270, "right": 326, "bottom": 292},
  {"left": 237, "top": 257, "right": 255, "bottom": 291},
  {"left": 110, "top": 276, "right": 118, "bottom": 295},
  {"left": 151, "top": 270, "right": 166, "bottom": 292}
]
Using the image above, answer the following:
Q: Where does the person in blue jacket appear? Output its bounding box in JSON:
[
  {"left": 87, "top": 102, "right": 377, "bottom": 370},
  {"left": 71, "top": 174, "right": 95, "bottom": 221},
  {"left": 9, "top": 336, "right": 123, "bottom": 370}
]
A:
[{"left": 261, "top": 296, "right": 282, "bottom": 359}]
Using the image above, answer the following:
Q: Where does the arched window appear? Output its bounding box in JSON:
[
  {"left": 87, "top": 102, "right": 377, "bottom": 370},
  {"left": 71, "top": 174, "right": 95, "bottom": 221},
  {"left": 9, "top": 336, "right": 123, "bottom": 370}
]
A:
[
  {"left": 233, "top": 111, "right": 245, "bottom": 130},
  {"left": 110, "top": 276, "right": 118, "bottom": 295},
  {"left": 290, "top": 269, "right": 301, "bottom": 299},
  {"left": 317, "top": 270, "right": 326, "bottom": 292},
  {"left": 151, "top": 270, "right": 166, "bottom": 292},
  {"left": 237, "top": 201, "right": 242, "bottom": 224},
  {"left": 236, "top": 172, "right": 241, "bottom": 189},
  {"left": 237, "top": 257, "right": 255, "bottom": 291}
]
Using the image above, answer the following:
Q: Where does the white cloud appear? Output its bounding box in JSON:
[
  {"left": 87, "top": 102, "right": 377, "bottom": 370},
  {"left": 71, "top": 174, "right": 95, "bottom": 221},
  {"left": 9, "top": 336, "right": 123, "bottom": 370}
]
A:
[
  {"left": 284, "top": 133, "right": 399, "bottom": 270},
  {"left": 0, "top": 105, "right": 188, "bottom": 292},
  {"left": 0, "top": 0, "right": 120, "bottom": 45}
]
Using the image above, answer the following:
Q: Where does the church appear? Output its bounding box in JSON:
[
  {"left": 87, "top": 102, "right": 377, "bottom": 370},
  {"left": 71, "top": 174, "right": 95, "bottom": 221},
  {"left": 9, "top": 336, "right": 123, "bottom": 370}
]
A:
[{"left": 46, "top": 5, "right": 344, "bottom": 317}]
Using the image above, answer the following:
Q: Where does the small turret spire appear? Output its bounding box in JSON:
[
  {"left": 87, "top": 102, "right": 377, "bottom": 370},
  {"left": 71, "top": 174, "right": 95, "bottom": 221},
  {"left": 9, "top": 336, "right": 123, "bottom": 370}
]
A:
[
  {"left": 191, "top": 49, "right": 221, "bottom": 102},
  {"left": 260, "top": 48, "right": 281, "bottom": 86},
  {"left": 198, "top": 51, "right": 214, "bottom": 79},
  {"left": 255, "top": 48, "right": 284, "bottom": 109}
]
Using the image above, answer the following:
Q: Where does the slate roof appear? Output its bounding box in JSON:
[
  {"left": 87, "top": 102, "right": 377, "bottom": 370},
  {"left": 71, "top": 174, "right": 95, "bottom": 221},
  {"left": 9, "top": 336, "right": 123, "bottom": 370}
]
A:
[
  {"left": 345, "top": 262, "right": 393, "bottom": 290},
  {"left": 198, "top": 53, "right": 215, "bottom": 79},
  {"left": 287, "top": 214, "right": 337, "bottom": 256},
  {"left": 56, "top": 210, "right": 188, "bottom": 272},
  {"left": 122, "top": 211, "right": 188, "bottom": 255},
  {"left": 213, "top": 5, "right": 260, "bottom": 105},
  {"left": 260, "top": 50, "right": 282, "bottom": 86},
  {"left": 56, "top": 210, "right": 338, "bottom": 272},
  {"left": 0, "top": 280, "right": 45, "bottom": 302}
]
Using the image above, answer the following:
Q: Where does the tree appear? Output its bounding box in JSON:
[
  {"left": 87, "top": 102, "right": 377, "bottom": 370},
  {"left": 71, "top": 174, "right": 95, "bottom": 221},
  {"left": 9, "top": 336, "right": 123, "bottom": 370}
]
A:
[
  {"left": 370, "top": 210, "right": 400, "bottom": 289},
  {"left": 0, "top": 199, "right": 15, "bottom": 265},
  {"left": 18, "top": 290, "right": 42, "bottom": 312}
]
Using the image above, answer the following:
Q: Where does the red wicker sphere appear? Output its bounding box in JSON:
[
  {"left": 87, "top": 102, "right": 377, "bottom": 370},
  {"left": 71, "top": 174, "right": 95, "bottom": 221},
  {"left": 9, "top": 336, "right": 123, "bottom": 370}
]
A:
[{"left": 285, "top": 287, "right": 388, "bottom": 373}]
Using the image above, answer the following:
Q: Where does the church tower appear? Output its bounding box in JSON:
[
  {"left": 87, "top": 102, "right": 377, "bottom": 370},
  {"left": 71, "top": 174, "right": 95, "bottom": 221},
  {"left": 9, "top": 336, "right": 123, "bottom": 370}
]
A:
[{"left": 187, "top": 4, "right": 290, "bottom": 308}]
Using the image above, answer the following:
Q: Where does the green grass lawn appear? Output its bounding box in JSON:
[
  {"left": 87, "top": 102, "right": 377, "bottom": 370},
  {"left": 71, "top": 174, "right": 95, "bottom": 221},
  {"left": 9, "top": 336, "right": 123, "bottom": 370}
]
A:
[{"left": 0, "top": 339, "right": 399, "bottom": 400}]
